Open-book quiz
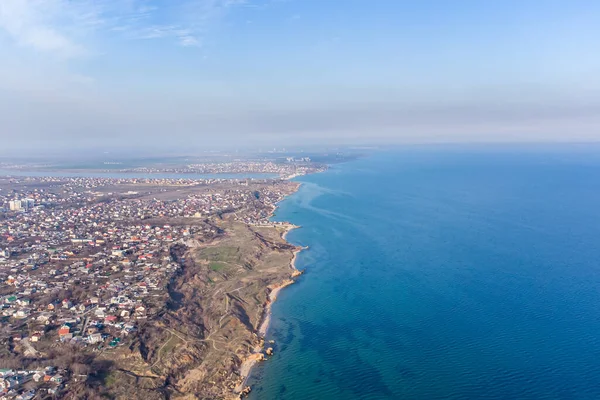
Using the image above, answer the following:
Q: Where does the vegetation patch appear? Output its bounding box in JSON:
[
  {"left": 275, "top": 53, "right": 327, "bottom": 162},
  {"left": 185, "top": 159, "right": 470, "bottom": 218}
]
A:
[
  {"left": 210, "top": 262, "right": 227, "bottom": 272},
  {"left": 196, "top": 246, "right": 240, "bottom": 263}
]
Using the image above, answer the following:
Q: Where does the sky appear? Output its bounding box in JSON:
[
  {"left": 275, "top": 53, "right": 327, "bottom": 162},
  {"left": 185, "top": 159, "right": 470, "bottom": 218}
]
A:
[{"left": 0, "top": 0, "right": 599, "bottom": 154}]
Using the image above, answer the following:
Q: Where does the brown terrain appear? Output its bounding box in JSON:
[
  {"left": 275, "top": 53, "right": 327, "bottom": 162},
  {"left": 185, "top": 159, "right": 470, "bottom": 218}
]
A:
[{"left": 94, "top": 219, "right": 301, "bottom": 400}]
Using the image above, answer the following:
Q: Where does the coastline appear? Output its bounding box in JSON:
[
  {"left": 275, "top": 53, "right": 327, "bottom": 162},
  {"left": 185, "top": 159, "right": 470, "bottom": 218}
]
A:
[
  {"left": 260, "top": 214, "right": 305, "bottom": 338},
  {"left": 236, "top": 187, "right": 307, "bottom": 396}
]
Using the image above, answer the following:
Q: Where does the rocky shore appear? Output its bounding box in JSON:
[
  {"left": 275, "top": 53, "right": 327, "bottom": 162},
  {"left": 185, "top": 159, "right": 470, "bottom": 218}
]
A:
[
  {"left": 234, "top": 221, "right": 306, "bottom": 397},
  {"left": 167, "top": 185, "right": 306, "bottom": 399}
]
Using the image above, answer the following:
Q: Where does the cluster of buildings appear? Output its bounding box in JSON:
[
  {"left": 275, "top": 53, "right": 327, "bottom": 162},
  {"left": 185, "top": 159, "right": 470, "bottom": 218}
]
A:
[
  {"left": 119, "top": 160, "right": 326, "bottom": 178},
  {"left": 0, "top": 174, "right": 301, "bottom": 397},
  {"left": 1, "top": 367, "right": 65, "bottom": 399},
  {"left": 7, "top": 200, "right": 35, "bottom": 212},
  {"left": 285, "top": 157, "right": 311, "bottom": 163}
]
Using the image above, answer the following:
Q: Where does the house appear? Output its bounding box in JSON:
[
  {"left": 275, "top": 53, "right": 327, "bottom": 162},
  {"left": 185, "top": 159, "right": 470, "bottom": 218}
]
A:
[
  {"left": 17, "top": 298, "right": 30, "bottom": 306},
  {"left": 86, "top": 326, "right": 98, "bottom": 335},
  {"left": 44, "top": 367, "right": 56, "bottom": 375},
  {"left": 123, "top": 323, "right": 136, "bottom": 331},
  {"left": 37, "top": 314, "right": 51, "bottom": 323},
  {"left": 15, "top": 389, "right": 35, "bottom": 399},
  {"left": 0, "top": 378, "right": 13, "bottom": 389},
  {"left": 58, "top": 325, "right": 70, "bottom": 336},
  {"left": 0, "top": 375, "right": 28, "bottom": 390},
  {"left": 59, "top": 333, "right": 73, "bottom": 341},
  {"left": 88, "top": 333, "right": 103, "bottom": 344}
]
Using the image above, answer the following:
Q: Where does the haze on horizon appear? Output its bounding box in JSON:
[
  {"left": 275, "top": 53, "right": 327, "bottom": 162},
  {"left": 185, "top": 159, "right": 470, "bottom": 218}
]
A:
[{"left": 0, "top": 0, "right": 599, "bottom": 154}]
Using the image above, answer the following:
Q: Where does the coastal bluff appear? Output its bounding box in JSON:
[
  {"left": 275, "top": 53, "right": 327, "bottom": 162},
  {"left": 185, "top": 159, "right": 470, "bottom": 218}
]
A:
[{"left": 96, "top": 219, "right": 302, "bottom": 399}]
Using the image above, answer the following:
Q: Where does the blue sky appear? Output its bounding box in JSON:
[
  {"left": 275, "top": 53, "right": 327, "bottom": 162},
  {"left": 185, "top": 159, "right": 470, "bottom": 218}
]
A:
[{"left": 0, "top": 0, "right": 599, "bottom": 153}]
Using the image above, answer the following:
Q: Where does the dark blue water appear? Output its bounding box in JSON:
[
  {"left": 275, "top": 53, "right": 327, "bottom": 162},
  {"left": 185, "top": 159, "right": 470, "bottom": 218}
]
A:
[{"left": 249, "top": 147, "right": 600, "bottom": 399}]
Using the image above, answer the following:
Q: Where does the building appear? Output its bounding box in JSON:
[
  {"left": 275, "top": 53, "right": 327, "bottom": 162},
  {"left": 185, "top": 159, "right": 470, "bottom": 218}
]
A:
[
  {"left": 58, "top": 326, "right": 70, "bottom": 337},
  {"left": 9, "top": 200, "right": 22, "bottom": 211},
  {"left": 88, "top": 333, "right": 103, "bottom": 344},
  {"left": 8, "top": 198, "right": 34, "bottom": 211},
  {"left": 24, "top": 198, "right": 35, "bottom": 210}
]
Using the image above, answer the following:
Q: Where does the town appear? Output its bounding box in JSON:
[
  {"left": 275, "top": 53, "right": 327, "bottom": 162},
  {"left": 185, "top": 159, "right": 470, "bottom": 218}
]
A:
[
  {"left": 119, "top": 160, "right": 317, "bottom": 178},
  {"left": 0, "top": 163, "right": 318, "bottom": 399}
]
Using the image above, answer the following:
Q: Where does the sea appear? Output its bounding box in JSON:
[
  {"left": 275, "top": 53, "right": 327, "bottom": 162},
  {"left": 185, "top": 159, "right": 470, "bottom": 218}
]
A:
[{"left": 248, "top": 145, "right": 600, "bottom": 399}]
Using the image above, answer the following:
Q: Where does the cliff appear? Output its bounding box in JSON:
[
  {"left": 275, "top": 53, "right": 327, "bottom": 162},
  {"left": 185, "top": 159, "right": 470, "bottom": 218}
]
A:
[{"left": 93, "top": 220, "right": 301, "bottom": 400}]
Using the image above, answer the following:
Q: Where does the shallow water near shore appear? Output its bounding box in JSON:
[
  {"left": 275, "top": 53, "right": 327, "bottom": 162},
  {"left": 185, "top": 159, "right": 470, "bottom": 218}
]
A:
[{"left": 248, "top": 147, "right": 600, "bottom": 399}]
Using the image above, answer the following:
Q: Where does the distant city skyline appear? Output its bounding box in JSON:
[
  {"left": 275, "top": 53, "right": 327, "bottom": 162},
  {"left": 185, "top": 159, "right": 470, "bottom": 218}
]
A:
[{"left": 1, "top": 0, "right": 599, "bottom": 153}]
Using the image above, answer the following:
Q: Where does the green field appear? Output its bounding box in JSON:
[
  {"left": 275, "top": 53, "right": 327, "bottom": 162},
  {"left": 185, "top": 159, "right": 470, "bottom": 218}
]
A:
[
  {"left": 196, "top": 246, "right": 240, "bottom": 263},
  {"left": 209, "top": 262, "right": 227, "bottom": 272}
]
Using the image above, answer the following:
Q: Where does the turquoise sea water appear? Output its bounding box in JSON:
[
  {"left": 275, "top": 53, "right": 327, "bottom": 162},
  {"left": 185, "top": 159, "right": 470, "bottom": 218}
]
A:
[{"left": 249, "top": 147, "right": 600, "bottom": 399}]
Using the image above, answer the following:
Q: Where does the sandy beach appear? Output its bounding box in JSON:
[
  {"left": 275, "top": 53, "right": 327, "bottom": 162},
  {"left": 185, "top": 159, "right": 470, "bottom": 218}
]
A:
[
  {"left": 235, "top": 352, "right": 265, "bottom": 395},
  {"left": 237, "top": 276, "right": 301, "bottom": 392},
  {"left": 258, "top": 279, "right": 295, "bottom": 336},
  {"left": 258, "top": 222, "right": 306, "bottom": 337},
  {"left": 282, "top": 223, "right": 300, "bottom": 241}
]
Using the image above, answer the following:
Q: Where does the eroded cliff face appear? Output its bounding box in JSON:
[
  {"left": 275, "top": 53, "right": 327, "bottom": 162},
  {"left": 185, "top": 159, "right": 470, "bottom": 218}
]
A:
[{"left": 97, "top": 220, "right": 300, "bottom": 400}]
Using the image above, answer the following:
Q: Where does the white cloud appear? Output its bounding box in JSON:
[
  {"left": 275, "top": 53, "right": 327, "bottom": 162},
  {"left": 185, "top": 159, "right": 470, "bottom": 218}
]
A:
[
  {"left": 179, "top": 35, "right": 201, "bottom": 47},
  {"left": 0, "top": 0, "right": 85, "bottom": 56},
  {"left": 0, "top": 0, "right": 247, "bottom": 57}
]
